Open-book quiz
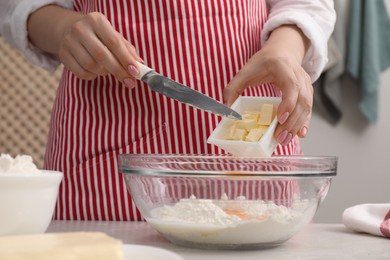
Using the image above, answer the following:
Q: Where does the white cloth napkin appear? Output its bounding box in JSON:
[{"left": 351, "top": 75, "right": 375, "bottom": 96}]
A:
[{"left": 342, "top": 203, "right": 390, "bottom": 238}]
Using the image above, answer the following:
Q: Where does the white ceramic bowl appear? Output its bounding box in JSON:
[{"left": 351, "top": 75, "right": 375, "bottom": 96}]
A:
[
  {"left": 0, "top": 170, "right": 63, "bottom": 236},
  {"left": 207, "top": 96, "right": 281, "bottom": 157}
]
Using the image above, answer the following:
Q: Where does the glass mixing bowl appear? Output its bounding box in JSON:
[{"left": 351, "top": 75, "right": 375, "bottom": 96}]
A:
[{"left": 119, "top": 155, "right": 337, "bottom": 250}]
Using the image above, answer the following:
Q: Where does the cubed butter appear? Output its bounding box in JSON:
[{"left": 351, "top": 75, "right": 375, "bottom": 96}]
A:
[
  {"left": 0, "top": 232, "right": 123, "bottom": 260},
  {"left": 258, "top": 104, "right": 274, "bottom": 125},
  {"left": 231, "top": 128, "right": 247, "bottom": 140},
  {"left": 242, "top": 111, "right": 260, "bottom": 121},
  {"left": 237, "top": 119, "right": 258, "bottom": 131},
  {"left": 245, "top": 128, "right": 263, "bottom": 142},
  {"left": 222, "top": 104, "right": 275, "bottom": 142},
  {"left": 222, "top": 122, "right": 238, "bottom": 140}
]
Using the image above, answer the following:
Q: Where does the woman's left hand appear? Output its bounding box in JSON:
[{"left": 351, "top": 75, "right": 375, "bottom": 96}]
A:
[{"left": 223, "top": 25, "right": 313, "bottom": 146}]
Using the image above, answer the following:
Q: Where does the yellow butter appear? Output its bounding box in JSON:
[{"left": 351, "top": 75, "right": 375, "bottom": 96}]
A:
[
  {"left": 223, "top": 104, "right": 275, "bottom": 142},
  {"left": 242, "top": 111, "right": 260, "bottom": 121},
  {"left": 0, "top": 232, "right": 123, "bottom": 260},
  {"left": 236, "top": 119, "right": 258, "bottom": 131},
  {"left": 245, "top": 128, "right": 263, "bottom": 142},
  {"left": 229, "top": 128, "right": 247, "bottom": 141},
  {"left": 258, "top": 104, "right": 274, "bottom": 126}
]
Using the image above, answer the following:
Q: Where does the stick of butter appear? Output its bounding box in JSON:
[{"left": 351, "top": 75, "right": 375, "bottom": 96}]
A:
[{"left": 0, "top": 232, "right": 123, "bottom": 260}]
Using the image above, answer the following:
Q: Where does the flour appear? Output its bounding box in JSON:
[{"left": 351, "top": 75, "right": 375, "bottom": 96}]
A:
[
  {"left": 148, "top": 194, "right": 317, "bottom": 246},
  {"left": 151, "top": 195, "right": 240, "bottom": 226},
  {"left": 0, "top": 154, "right": 41, "bottom": 174}
]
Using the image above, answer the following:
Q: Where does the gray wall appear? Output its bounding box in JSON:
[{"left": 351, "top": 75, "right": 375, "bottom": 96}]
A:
[
  {"left": 302, "top": 69, "right": 390, "bottom": 223},
  {"left": 301, "top": 0, "right": 390, "bottom": 223}
]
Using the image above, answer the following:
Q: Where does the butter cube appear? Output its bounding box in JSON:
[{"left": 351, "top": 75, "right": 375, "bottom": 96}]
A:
[
  {"left": 230, "top": 122, "right": 238, "bottom": 136},
  {"left": 243, "top": 111, "right": 260, "bottom": 121},
  {"left": 237, "top": 119, "right": 258, "bottom": 131},
  {"left": 230, "top": 128, "right": 247, "bottom": 141},
  {"left": 245, "top": 128, "right": 263, "bottom": 142},
  {"left": 258, "top": 104, "right": 274, "bottom": 125}
]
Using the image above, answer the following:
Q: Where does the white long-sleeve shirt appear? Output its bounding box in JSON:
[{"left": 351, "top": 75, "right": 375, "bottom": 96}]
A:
[
  {"left": 0, "top": 0, "right": 335, "bottom": 80},
  {"left": 0, "top": 0, "right": 73, "bottom": 72}
]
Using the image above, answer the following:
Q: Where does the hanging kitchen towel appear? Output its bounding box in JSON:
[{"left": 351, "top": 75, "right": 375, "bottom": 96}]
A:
[
  {"left": 346, "top": 0, "right": 390, "bottom": 123},
  {"left": 313, "top": 0, "right": 346, "bottom": 125},
  {"left": 342, "top": 204, "right": 390, "bottom": 238}
]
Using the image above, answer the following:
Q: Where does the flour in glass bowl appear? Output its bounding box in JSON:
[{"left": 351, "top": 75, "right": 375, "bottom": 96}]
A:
[
  {"left": 148, "top": 194, "right": 317, "bottom": 246},
  {"left": 0, "top": 154, "right": 41, "bottom": 174}
]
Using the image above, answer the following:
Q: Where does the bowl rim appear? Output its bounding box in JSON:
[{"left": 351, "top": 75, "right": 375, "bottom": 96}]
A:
[{"left": 119, "top": 154, "right": 338, "bottom": 177}]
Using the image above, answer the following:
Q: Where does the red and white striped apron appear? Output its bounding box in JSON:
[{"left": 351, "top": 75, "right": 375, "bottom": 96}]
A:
[{"left": 44, "top": 0, "right": 302, "bottom": 221}]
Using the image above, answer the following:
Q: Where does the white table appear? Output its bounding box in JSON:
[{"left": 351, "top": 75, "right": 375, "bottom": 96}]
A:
[{"left": 47, "top": 221, "right": 389, "bottom": 259}]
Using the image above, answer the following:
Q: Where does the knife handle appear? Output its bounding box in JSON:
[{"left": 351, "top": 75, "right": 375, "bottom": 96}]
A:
[{"left": 135, "top": 61, "right": 153, "bottom": 80}]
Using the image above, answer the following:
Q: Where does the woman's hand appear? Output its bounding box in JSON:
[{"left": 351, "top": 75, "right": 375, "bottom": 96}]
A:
[
  {"left": 28, "top": 5, "right": 142, "bottom": 87},
  {"left": 58, "top": 12, "right": 143, "bottom": 87},
  {"left": 223, "top": 25, "right": 312, "bottom": 146}
]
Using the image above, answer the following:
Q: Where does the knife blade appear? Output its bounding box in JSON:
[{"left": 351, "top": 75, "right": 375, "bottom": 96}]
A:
[{"left": 134, "top": 62, "right": 242, "bottom": 120}]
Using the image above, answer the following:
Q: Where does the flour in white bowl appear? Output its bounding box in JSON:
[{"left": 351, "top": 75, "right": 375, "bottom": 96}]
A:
[
  {"left": 0, "top": 154, "right": 41, "bottom": 174},
  {"left": 148, "top": 194, "right": 317, "bottom": 246}
]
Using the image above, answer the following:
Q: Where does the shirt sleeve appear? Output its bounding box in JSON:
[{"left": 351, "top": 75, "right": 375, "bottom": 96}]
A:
[
  {"left": 0, "top": 0, "right": 74, "bottom": 72},
  {"left": 263, "top": 0, "right": 336, "bottom": 82}
]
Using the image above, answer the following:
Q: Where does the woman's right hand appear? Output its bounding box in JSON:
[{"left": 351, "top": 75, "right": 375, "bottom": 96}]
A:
[{"left": 28, "top": 5, "right": 142, "bottom": 88}]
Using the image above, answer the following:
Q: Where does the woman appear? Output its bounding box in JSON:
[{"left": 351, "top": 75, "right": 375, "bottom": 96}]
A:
[{"left": 2, "top": 0, "right": 335, "bottom": 220}]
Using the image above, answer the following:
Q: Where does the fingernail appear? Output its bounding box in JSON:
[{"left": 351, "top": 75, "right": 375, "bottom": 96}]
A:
[
  {"left": 124, "top": 78, "right": 136, "bottom": 89},
  {"left": 300, "top": 127, "right": 308, "bottom": 137},
  {"left": 277, "top": 130, "right": 288, "bottom": 143},
  {"left": 128, "top": 64, "right": 139, "bottom": 77},
  {"left": 282, "top": 133, "right": 293, "bottom": 146},
  {"left": 279, "top": 112, "right": 289, "bottom": 125}
]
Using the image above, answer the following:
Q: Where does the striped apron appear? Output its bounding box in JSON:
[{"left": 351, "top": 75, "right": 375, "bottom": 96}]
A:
[{"left": 44, "top": 0, "right": 302, "bottom": 221}]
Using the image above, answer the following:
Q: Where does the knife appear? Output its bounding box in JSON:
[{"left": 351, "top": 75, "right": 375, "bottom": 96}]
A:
[{"left": 134, "top": 62, "right": 242, "bottom": 120}]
